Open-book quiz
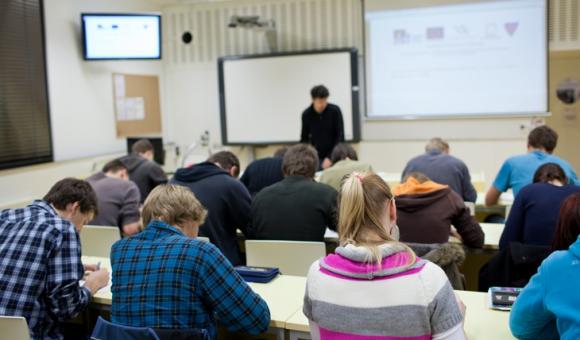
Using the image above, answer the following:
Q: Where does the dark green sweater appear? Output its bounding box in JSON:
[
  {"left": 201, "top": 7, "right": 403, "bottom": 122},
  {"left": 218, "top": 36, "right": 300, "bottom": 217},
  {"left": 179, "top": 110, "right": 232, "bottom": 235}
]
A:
[{"left": 248, "top": 176, "right": 337, "bottom": 241}]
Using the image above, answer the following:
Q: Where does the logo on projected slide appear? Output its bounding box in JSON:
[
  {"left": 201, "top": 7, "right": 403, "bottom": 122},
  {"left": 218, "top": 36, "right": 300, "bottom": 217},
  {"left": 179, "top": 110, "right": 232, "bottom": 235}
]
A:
[
  {"left": 426, "top": 27, "right": 445, "bottom": 40},
  {"left": 504, "top": 22, "right": 519, "bottom": 36},
  {"left": 394, "top": 29, "right": 410, "bottom": 44}
]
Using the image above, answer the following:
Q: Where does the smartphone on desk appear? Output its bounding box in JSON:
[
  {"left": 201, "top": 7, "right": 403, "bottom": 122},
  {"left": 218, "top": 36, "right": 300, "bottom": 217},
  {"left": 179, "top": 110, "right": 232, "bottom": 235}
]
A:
[{"left": 488, "top": 287, "right": 522, "bottom": 311}]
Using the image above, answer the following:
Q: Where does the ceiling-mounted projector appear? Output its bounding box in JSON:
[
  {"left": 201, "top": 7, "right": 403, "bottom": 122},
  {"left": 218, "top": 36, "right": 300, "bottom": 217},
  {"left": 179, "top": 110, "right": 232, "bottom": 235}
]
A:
[{"left": 228, "top": 15, "right": 275, "bottom": 29}]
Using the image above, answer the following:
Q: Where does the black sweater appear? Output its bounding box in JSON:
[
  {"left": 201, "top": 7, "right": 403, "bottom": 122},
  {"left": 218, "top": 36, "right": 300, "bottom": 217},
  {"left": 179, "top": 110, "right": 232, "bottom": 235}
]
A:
[
  {"left": 171, "top": 162, "right": 252, "bottom": 266},
  {"left": 248, "top": 176, "right": 337, "bottom": 241},
  {"left": 240, "top": 157, "right": 284, "bottom": 197},
  {"left": 300, "top": 103, "right": 345, "bottom": 161}
]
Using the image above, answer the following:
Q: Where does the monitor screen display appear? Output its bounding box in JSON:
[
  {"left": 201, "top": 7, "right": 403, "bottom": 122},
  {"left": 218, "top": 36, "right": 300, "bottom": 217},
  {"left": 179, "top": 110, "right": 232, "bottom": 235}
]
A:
[{"left": 82, "top": 14, "right": 161, "bottom": 60}]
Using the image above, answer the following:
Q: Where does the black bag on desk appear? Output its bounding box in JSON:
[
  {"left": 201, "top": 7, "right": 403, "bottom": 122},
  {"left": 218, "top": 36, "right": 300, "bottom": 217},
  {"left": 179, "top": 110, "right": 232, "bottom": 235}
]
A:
[
  {"left": 478, "top": 242, "right": 551, "bottom": 292},
  {"left": 235, "top": 266, "right": 279, "bottom": 283}
]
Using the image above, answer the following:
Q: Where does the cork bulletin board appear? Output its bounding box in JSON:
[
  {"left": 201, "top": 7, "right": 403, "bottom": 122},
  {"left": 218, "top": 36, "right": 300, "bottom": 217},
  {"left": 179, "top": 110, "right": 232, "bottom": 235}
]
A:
[{"left": 113, "top": 73, "right": 162, "bottom": 137}]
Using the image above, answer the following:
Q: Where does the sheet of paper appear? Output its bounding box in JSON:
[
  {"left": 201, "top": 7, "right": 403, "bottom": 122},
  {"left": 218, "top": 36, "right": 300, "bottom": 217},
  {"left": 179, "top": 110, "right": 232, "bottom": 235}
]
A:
[
  {"left": 114, "top": 74, "right": 125, "bottom": 98},
  {"left": 116, "top": 97, "right": 145, "bottom": 121}
]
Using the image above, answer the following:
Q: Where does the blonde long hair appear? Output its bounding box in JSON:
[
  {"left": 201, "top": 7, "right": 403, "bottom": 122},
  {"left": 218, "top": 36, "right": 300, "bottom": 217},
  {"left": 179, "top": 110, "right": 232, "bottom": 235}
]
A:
[{"left": 338, "top": 172, "right": 416, "bottom": 266}]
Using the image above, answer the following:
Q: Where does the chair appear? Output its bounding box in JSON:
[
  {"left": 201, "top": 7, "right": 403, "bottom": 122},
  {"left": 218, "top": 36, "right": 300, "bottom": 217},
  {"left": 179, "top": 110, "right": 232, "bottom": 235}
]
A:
[
  {"left": 90, "top": 316, "right": 159, "bottom": 340},
  {"left": 90, "top": 317, "right": 210, "bottom": 340},
  {"left": 0, "top": 316, "right": 30, "bottom": 340},
  {"left": 81, "top": 226, "right": 121, "bottom": 258},
  {"left": 245, "top": 240, "right": 326, "bottom": 276},
  {"left": 478, "top": 242, "right": 551, "bottom": 292}
]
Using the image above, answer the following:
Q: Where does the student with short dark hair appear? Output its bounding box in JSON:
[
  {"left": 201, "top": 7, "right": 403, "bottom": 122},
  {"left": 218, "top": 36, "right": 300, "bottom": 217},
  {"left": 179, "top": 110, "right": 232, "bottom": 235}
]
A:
[
  {"left": 240, "top": 147, "right": 288, "bottom": 196},
  {"left": 87, "top": 159, "right": 141, "bottom": 235},
  {"left": 300, "top": 85, "right": 345, "bottom": 169},
  {"left": 402, "top": 137, "right": 477, "bottom": 202},
  {"left": 499, "top": 163, "right": 580, "bottom": 249},
  {"left": 319, "top": 143, "right": 372, "bottom": 191},
  {"left": 510, "top": 193, "right": 580, "bottom": 339},
  {"left": 207, "top": 150, "right": 241, "bottom": 178},
  {"left": 171, "top": 151, "right": 251, "bottom": 265},
  {"left": 486, "top": 125, "right": 578, "bottom": 206},
  {"left": 0, "top": 178, "right": 109, "bottom": 339},
  {"left": 249, "top": 144, "right": 337, "bottom": 241},
  {"left": 111, "top": 185, "right": 270, "bottom": 338},
  {"left": 394, "top": 172, "right": 484, "bottom": 247},
  {"left": 121, "top": 138, "right": 168, "bottom": 203},
  {"left": 304, "top": 172, "right": 466, "bottom": 339}
]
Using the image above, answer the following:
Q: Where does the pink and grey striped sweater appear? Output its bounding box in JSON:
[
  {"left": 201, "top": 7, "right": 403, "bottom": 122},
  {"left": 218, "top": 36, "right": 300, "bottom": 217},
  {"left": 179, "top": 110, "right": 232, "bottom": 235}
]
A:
[{"left": 304, "top": 243, "right": 465, "bottom": 340}]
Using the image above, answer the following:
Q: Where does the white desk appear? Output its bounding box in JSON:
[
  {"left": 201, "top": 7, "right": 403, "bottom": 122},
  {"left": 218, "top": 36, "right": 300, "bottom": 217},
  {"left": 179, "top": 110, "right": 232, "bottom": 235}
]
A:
[
  {"left": 82, "top": 258, "right": 514, "bottom": 339},
  {"left": 285, "top": 290, "right": 515, "bottom": 340}
]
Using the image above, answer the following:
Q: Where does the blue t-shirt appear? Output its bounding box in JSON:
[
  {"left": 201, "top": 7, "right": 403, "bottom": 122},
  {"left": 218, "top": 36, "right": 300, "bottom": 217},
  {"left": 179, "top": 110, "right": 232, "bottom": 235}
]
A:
[{"left": 492, "top": 151, "right": 578, "bottom": 196}]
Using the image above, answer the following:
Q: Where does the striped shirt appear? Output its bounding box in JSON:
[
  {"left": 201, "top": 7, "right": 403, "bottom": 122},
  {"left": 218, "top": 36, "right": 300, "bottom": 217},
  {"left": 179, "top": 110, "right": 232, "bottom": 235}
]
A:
[{"left": 304, "top": 243, "right": 465, "bottom": 339}]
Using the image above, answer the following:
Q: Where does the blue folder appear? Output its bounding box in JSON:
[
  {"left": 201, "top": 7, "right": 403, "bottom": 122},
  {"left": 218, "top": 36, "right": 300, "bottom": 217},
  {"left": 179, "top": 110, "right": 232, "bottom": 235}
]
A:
[{"left": 235, "top": 266, "right": 280, "bottom": 283}]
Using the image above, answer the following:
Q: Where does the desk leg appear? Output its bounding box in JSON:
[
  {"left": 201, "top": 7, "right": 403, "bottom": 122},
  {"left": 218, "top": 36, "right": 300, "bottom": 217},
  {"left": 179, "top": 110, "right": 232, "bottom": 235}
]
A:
[{"left": 289, "top": 330, "right": 311, "bottom": 340}]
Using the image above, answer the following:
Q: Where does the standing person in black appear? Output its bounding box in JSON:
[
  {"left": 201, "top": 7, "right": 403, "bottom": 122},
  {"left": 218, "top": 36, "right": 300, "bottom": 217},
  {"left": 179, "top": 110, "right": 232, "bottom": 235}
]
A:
[{"left": 300, "top": 85, "right": 345, "bottom": 169}]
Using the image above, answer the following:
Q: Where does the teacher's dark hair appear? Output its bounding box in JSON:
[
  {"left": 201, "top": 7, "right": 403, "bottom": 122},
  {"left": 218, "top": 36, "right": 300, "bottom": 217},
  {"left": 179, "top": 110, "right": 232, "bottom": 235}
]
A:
[{"left": 311, "top": 85, "right": 329, "bottom": 99}]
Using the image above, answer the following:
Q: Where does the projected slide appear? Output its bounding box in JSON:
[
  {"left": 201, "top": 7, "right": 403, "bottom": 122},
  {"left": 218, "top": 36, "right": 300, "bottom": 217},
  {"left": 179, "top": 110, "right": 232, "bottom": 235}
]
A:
[
  {"left": 83, "top": 15, "right": 160, "bottom": 59},
  {"left": 365, "top": 0, "right": 547, "bottom": 118}
]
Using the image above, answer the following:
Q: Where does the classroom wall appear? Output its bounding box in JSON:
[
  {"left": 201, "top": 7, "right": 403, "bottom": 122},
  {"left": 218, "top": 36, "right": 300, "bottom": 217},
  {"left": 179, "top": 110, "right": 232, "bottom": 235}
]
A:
[
  {"left": 160, "top": 0, "right": 538, "bottom": 188},
  {"left": 44, "top": 0, "right": 164, "bottom": 161}
]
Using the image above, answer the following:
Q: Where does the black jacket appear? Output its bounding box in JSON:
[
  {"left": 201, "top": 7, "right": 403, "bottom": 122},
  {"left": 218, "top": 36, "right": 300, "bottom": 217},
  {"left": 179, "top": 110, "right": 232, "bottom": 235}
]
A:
[
  {"left": 120, "top": 155, "right": 168, "bottom": 203},
  {"left": 300, "top": 103, "right": 345, "bottom": 161},
  {"left": 171, "top": 162, "right": 251, "bottom": 266},
  {"left": 248, "top": 176, "right": 337, "bottom": 241}
]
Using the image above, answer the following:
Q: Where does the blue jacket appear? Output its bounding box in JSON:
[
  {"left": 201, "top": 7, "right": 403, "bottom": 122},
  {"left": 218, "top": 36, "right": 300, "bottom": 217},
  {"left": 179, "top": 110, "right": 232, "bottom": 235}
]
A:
[{"left": 510, "top": 236, "right": 580, "bottom": 339}]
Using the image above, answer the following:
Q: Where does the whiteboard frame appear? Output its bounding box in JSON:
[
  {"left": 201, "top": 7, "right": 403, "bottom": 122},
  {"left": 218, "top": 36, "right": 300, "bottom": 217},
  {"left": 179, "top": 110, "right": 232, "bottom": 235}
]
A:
[{"left": 217, "top": 48, "right": 362, "bottom": 146}]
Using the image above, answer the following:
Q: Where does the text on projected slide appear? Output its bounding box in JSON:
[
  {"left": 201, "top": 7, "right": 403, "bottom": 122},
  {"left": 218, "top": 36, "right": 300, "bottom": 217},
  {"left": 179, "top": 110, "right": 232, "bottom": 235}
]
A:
[{"left": 366, "top": 0, "right": 547, "bottom": 117}]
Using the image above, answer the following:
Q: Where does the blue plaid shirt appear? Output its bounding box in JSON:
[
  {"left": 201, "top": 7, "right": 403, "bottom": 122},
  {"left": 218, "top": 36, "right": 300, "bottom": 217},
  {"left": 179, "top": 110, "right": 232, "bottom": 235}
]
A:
[
  {"left": 0, "top": 201, "right": 91, "bottom": 340},
  {"left": 111, "top": 220, "right": 270, "bottom": 338}
]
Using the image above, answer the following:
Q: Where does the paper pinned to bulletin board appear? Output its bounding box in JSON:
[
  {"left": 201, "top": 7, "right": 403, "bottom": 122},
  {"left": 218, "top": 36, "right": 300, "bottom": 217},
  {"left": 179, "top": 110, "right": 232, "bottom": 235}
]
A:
[{"left": 113, "top": 73, "right": 162, "bottom": 137}]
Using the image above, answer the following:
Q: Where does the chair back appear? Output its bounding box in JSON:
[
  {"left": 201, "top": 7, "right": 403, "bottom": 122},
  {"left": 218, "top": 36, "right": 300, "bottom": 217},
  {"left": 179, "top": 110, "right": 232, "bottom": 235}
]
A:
[
  {"left": 245, "top": 240, "right": 326, "bottom": 276},
  {"left": 81, "top": 225, "right": 121, "bottom": 258},
  {"left": 478, "top": 242, "right": 551, "bottom": 292},
  {"left": 154, "top": 328, "right": 210, "bottom": 340},
  {"left": 90, "top": 317, "right": 159, "bottom": 340},
  {"left": 0, "top": 316, "right": 30, "bottom": 340}
]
